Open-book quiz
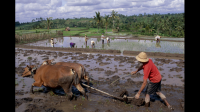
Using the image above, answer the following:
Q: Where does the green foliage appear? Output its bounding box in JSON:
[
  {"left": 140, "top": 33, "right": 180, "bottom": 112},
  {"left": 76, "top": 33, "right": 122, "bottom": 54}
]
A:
[
  {"left": 27, "top": 57, "right": 32, "bottom": 60},
  {"left": 100, "top": 29, "right": 105, "bottom": 34},
  {"left": 74, "top": 105, "right": 76, "bottom": 110},
  {"left": 82, "top": 96, "right": 85, "bottom": 101},
  {"left": 15, "top": 13, "right": 184, "bottom": 38}
]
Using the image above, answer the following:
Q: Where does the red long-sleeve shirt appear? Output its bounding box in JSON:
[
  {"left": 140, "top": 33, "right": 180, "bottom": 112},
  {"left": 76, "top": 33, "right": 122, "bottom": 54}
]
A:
[{"left": 142, "top": 59, "right": 162, "bottom": 83}]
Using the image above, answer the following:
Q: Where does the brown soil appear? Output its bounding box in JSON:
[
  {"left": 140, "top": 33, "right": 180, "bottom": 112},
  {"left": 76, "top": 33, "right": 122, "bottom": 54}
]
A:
[{"left": 15, "top": 48, "right": 184, "bottom": 112}]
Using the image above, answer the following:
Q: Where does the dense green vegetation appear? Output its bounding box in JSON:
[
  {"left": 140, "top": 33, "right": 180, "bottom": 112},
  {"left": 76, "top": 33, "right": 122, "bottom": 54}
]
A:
[{"left": 15, "top": 11, "right": 184, "bottom": 37}]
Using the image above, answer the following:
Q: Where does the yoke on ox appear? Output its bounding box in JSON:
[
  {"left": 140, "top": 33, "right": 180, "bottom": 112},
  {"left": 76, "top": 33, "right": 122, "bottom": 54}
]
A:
[{"left": 30, "top": 64, "right": 88, "bottom": 100}]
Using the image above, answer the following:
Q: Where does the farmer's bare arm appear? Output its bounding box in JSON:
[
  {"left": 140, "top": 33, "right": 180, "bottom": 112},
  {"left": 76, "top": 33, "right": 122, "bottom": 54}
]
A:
[
  {"left": 131, "top": 65, "right": 143, "bottom": 75},
  {"left": 137, "top": 79, "right": 147, "bottom": 94}
]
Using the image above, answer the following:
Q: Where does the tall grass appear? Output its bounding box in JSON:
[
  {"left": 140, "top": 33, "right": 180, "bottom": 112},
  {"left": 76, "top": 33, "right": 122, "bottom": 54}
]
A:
[{"left": 15, "top": 31, "right": 63, "bottom": 44}]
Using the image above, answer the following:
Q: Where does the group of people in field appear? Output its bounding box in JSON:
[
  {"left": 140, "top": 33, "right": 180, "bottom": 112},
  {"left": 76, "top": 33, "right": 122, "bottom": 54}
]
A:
[
  {"left": 50, "top": 34, "right": 161, "bottom": 48},
  {"left": 85, "top": 33, "right": 110, "bottom": 48},
  {"left": 50, "top": 33, "right": 111, "bottom": 48}
]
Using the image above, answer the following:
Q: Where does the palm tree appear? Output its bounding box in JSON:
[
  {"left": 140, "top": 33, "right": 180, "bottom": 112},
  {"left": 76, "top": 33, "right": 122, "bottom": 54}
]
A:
[
  {"left": 104, "top": 14, "right": 110, "bottom": 34},
  {"left": 94, "top": 11, "right": 101, "bottom": 33},
  {"left": 110, "top": 10, "right": 119, "bottom": 29},
  {"left": 46, "top": 17, "right": 53, "bottom": 33}
]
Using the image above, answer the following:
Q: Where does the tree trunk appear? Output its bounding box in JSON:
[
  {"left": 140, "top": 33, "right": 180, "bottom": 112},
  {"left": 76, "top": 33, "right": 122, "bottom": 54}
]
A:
[
  {"left": 47, "top": 25, "right": 49, "bottom": 30},
  {"left": 106, "top": 25, "right": 107, "bottom": 34},
  {"left": 98, "top": 24, "right": 99, "bottom": 33},
  {"left": 113, "top": 20, "right": 115, "bottom": 28}
]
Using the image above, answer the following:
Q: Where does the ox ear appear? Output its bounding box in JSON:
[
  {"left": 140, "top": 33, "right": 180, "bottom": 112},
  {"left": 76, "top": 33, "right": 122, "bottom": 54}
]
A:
[
  {"left": 71, "top": 69, "right": 75, "bottom": 74},
  {"left": 27, "top": 65, "right": 29, "bottom": 68}
]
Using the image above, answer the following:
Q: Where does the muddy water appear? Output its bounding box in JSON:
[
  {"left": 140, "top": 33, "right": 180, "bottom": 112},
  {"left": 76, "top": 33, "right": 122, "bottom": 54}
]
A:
[
  {"left": 15, "top": 48, "right": 184, "bottom": 112},
  {"left": 24, "top": 37, "right": 184, "bottom": 54}
]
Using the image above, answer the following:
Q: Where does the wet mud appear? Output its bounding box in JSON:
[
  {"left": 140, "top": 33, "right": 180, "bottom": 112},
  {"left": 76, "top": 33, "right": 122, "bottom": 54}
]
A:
[
  {"left": 15, "top": 48, "right": 184, "bottom": 112},
  {"left": 16, "top": 45, "right": 184, "bottom": 60}
]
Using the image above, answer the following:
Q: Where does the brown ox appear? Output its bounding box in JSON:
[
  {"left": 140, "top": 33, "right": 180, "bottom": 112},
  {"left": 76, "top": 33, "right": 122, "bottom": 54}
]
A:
[
  {"left": 22, "top": 65, "right": 37, "bottom": 77},
  {"left": 55, "top": 62, "right": 90, "bottom": 85},
  {"left": 42, "top": 60, "right": 90, "bottom": 85},
  {"left": 30, "top": 64, "right": 88, "bottom": 100}
]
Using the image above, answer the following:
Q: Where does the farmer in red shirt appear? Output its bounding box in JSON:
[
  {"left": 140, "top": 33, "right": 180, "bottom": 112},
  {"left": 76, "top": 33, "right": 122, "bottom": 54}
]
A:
[{"left": 131, "top": 52, "right": 173, "bottom": 110}]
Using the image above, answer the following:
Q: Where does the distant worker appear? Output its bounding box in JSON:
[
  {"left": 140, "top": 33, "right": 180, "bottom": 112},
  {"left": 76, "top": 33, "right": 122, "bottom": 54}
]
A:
[
  {"left": 155, "top": 35, "right": 161, "bottom": 43},
  {"left": 51, "top": 38, "right": 54, "bottom": 47},
  {"left": 51, "top": 38, "right": 55, "bottom": 44},
  {"left": 101, "top": 33, "right": 105, "bottom": 44},
  {"left": 91, "top": 39, "right": 95, "bottom": 48},
  {"left": 106, "top": 37, "right": 110, "bottom": 43},
  {"left": 85, "top": 34, "right": 89, "bottom": 46},
  {"left": 70, "top": 42, "right": 75, "bottom": 48}
]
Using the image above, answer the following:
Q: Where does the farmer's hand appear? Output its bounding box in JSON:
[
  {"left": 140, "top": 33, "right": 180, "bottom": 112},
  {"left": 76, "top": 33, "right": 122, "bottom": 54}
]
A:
[
  {"left": 135, "top": 93, "right": 140, "bottom": 99},
  {"left": 131, "top": 71, "right": 137, "bottom": 75}
]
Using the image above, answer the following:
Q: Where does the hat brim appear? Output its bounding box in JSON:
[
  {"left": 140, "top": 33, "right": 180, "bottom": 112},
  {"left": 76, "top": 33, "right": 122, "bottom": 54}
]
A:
[{"left": 136, "top": 55, "right": 149, "bottom": 62}]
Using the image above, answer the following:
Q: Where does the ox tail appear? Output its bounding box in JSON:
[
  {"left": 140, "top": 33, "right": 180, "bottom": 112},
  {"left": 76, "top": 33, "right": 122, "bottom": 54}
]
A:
[{"left": 73, "top": 71, "right": 79, "bottom": 85}]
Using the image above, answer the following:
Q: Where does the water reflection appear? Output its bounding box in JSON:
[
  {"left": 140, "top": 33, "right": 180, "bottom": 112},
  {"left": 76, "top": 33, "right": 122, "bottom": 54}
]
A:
[
  {"left": 102, "top": 44, "right": 104, "bottom": 49},
  {"left": 155, "top": 42, "right": 161, "bottom": 48},
  {"left": 25, "top": 37, "right": 184, "bottom": 54},
  {"left": 107, "top": 43, "right": 110, "bottom": 47}
]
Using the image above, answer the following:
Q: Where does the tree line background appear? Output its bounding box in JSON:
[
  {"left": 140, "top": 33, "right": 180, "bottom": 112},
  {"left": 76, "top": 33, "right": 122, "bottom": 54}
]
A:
[{"left": 15, "top": 11, "right": 184, "bottom": 37}]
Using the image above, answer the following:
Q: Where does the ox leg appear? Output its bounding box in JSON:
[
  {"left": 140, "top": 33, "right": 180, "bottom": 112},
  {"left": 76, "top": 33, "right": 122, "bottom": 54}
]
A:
[
  {"left": 30, "top": 82, "right": 43, "bottom": 94},
  {"left": 75, "top": 84, "right": 88, "bottom": 100},
  {"left": 62, "top": 83, "right": 74, "bottom": 101}
]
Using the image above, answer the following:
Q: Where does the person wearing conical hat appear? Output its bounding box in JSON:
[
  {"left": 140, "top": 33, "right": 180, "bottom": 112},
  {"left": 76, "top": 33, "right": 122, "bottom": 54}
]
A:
[
  {"left": 131, "top": 52, "right": 173, "bottom": 110},
  {"left": 85, "top": 34, "right": 89, "bottom": 46},
  {"left": 91, "top": 39, "right": 95, "bottom": 48}
]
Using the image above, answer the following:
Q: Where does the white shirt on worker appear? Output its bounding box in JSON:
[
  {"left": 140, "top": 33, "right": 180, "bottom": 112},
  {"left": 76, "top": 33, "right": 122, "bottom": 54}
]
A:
[
  {"left": 101, "top": 35, "right": 105, "bottom": 40},
  {"left": 155, "top": 36, "right": 160, "bottom": 40},
  {"left": 106, "top": 37, "right": 110, "bottom": 41},
  {"left": 91, "top": 40, "right": 95, "bottom": 45},
  {"left": 51, "top": 40, "right": 54, "bottom": 44}
]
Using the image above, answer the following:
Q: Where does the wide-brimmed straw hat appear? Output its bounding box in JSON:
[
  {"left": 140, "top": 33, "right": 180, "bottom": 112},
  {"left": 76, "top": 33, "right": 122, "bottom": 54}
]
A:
[
  {"left": 85, "top": 34, "right": 87, "bottom": 35},
  {"left": 136, "top": 52, "right": 149, "bottom": 62}
]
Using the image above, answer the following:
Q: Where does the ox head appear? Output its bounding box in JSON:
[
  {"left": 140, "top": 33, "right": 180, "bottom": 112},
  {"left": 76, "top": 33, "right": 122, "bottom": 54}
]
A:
[
  {"left": 82, "top": 67, "right": 89, "bottom": 85},
  {"left": 42, "top": 59, "right": 55, "bottom": 65},
  {"left": 22, "top": 65, "right": 37, "bottom": 77}
]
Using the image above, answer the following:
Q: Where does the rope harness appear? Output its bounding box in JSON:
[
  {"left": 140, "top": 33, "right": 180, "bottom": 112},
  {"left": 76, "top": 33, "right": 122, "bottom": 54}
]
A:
[{"left": 23, "top": 66, "right": 37, "bottom": 76}]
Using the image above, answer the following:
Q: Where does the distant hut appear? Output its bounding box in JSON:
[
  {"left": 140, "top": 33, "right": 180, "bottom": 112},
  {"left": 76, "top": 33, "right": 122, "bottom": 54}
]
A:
[
  {"left": 75, "top": 26, "right": 77, "bottom": 27},
  {"left": 116, "top": 27, "right": 119, "bottom": 32},
  {"left": 65, "top": 27, "right": 70, "bottom": 31}
]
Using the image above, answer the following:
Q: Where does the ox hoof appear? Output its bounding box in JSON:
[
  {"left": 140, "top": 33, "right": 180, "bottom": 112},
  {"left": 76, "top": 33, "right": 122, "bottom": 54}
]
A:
[
  {"left": 68, "top": 96, "right": 73, "bottom": 101},
  {"left": 85, "top": 95, "right": 88, "bottom": 100}
]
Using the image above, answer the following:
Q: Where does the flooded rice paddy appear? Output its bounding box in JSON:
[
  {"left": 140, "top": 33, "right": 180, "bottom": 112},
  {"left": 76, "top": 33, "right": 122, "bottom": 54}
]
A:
[
  {"left": 15, "top": 48, "right": 184, "bottom": 112},
  {"left": 25, "top": 37, "right": 184, "bottom": 54}
]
